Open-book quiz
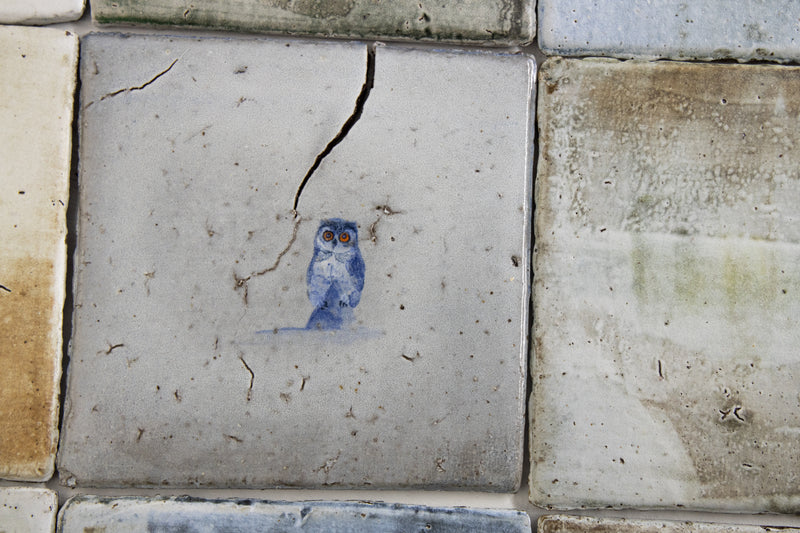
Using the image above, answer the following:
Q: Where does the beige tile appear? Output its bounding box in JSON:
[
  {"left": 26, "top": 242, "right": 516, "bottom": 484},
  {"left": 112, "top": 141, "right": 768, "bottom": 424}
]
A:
[
  {"left": 0, "top": 26, "right": 78, "bottom": 482},
  {"left": 532, "top": 58, "right": 800, "bottom": 511},
  {"left": 539, "top": 515, "right": 800, "bottom": 533}
]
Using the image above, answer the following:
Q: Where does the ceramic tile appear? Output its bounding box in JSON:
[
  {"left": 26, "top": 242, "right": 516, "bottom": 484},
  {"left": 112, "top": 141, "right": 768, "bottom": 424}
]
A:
[
  {"left": 90, "top": 0, "right": 534, "bottom": 46},
  {"left": 531, "top": 58, "right": 800, "bottom": 511},
  {"left": 539, "top": 1, "right": 800, "bottom": 62},
  {"left": 0, "top": 0, "right": 84, "bottom": 24},
  {"left": 58, "top": 496, "right": 530, "bottom": 531},
  {"left": 0, "top": 486, "right": 58, "bottom": 533},
  {"left": 0, "top": 26, "right": 78, "bottom": 482},
  {"left": 58, "top": 33, "right": 534, "bottom": 490},
  {"left": 539, "top": 515, "right": 800, "bottom": 533}
]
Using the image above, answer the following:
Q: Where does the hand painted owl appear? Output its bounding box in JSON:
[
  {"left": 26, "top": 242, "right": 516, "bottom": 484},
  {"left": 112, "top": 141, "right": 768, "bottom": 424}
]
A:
[{"left": 305, "top": 218, "right": 365, "bottom": 330}]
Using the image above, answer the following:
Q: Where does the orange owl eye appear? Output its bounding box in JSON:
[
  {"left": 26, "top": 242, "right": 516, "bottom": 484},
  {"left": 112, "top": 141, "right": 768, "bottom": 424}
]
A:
[
  {"left": 339, "top": 232, "right": 351, "bottom": 243},
  {"left": 322, "top": 231, "right": 334, "bottom": 241}
]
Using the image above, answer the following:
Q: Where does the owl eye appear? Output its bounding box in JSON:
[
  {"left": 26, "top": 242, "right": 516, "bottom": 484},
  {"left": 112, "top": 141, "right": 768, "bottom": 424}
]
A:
[
  {"left": 339, "top": 232, "right": 351, "bottom": 243},
  {"left": 322, "top": 230, "right": 334, "bottom": 241}
]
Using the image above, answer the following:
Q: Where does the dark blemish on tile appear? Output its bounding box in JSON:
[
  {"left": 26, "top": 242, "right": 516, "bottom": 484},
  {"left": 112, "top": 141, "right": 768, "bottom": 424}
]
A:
[
  {"left": 511, "top": 255, "right": 520, "bottom": 267},
  {"left": 100, "top": 342, "right": 125, "bottom": 355},
  {"left": 136, "top": 428, "right": 145, "bottom": 442},
  {"left": 173, "top": 390, "right": 182, "bottom": 402},
  {"left": 225, "top": 434, "right": 244, "bottom": 443}
]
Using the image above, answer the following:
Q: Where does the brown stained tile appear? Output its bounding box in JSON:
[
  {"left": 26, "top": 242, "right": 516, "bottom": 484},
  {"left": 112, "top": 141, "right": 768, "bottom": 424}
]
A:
[{"left": 0, "top": 26, "right": 78, "bottom": 481}]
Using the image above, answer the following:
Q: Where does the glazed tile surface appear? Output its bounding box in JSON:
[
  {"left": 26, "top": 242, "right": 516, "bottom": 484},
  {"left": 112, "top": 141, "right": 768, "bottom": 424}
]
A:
[
  {"left": 539, "top": 1, "right": 800, "bottom": 62},
  {"left": 0, "top": 486, "right": 58, "bottom": 533},
  {"left": 59, "top": 33, "right": 534, "bottom": 490},
  {"left": 531, "top": 58, "right": 800, "bottom": 511},
  {"left": 0, "top": 26, "right": 78, "bottom": 482},
  {"left": 58, "top": 496, "right": 530, "bottom": 531},
  {"left": 539, "top": 515, "right": 800, "bottom": 532},
  {"left": 0, "top": 0, "right": 84, "bottom": 24},
  {"left": 90, "top": 0, "right": 534, "bottom": 45}
]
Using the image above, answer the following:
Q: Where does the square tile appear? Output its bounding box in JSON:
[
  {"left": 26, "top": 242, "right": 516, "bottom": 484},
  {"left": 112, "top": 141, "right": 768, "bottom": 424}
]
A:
[
  {"left": 0, "top": 25, "right": 78, "bottom": 482},
  {"left": 539, "top": 1, "right": 800, "bottom": 62},
  {"left": 532, "top": 58, "right": 800, "bottom": 511},
  {"left": 58, "top": 33, "right": 534, "bottom": 490},
  {"left": 91, "top": 0, "right": 534, "bottom": 45},
  {"left": 539, "top": 515, "right": 800, "bottom": 533},
  {"left": 58, "top": 496, "right": 530, "bottom": 531},
  {"left": 0, "top": 0, "right": 84, "bottom": 24},
  {"left": 0, "top": 486, "right": 58, "bottom": 533}
]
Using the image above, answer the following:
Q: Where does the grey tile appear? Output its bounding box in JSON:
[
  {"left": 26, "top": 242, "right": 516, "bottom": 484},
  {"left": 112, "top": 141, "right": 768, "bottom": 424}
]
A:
[
  {"left": 539, "top": 1, "right": 800, "bottom": 62},
  {"left": 91, "top": 0, "right": 534, "bottom": 45},
  {"left": 0, "top": 25, "right": 78, "bottom": 482},
  {"left": 58, "top": 496, "right": 531, "bottom": 532},
  {"left": 539, "top": 515, "right": 800, "bottom": 533},
  {"left": 531, "top": 58, "right": 800, "bottom": 511},
  {"left": 58, "top": 33, "right": 534, "bottom": 490},
  {"left": 0, "top": 486, "right": 58, "bottom": 533},
  {"left": 0, "top": 0, "right": 83, "bottom": 24}
]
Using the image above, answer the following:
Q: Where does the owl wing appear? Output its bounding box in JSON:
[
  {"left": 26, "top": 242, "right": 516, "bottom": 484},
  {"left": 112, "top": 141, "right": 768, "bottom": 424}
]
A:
[{"left": 345, "top": 250, "right": 365, "bottom": 307}]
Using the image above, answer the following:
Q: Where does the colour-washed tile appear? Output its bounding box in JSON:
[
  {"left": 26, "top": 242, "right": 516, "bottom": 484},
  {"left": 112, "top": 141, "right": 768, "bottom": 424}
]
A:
[
  {"left": 90, "top": 0, "right": 534, "bottom": 45},
  {"left": 58, "top": 33, "right": 534, "bottom": 490},
  {"left": 539, "top": 515, "right": 800, "bottom": 533},
  {"left": 0, "top": 26, "right": 78, "bottom": 482},
  {"left": 531, "top": 58, "right": 800, "bottom": 511},
  {"left": 0, "top": 486, "right": 58, "bottom": 533},
  {"left": 539, "top": 1, "right": 800, "bottom": 62},
  {"left": 58, "top": 496, "right": 531, "bottom": 532},
  {"left": 0, "top": 0, "right": 84, "bottom": 24}
]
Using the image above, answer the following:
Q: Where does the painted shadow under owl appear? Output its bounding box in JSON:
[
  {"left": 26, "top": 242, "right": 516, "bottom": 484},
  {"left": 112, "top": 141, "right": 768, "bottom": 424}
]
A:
[{"left": 305, "top": 218, "right": 365, "bottom": 330}]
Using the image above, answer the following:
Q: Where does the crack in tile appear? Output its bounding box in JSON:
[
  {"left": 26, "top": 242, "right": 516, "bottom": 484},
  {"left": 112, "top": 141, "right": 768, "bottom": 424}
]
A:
[
  {"left": 292, "top": 44, "right": 376, "bottom": 216},
  {"left": 86, "top": 58, "right": 180, "bottom": 109}
]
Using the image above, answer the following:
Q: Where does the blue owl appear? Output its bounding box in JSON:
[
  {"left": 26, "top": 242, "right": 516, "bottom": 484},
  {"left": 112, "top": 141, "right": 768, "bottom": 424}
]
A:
[{"left": 305, "top": 219, "right": 365, "bottom": 330}]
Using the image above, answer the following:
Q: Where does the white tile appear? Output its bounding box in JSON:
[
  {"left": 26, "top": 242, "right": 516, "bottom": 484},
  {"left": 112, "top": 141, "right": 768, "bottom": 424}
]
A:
[
  {"left": 0, "top": 25, "right": 78, "bottom": 482},
  {"left": 0, "top": 486, "right": 58, "bottom": 533},
  {"left": 532, "top": 58, "right": 800, "bottom": 512},
  {"left": 0, "top": 0, "right": 84, "bottom": 24},
  {"left": 539, "top": 1, "right": 800, "bottom": 62},
  {"left": 58, "top": 33, "right": 534, "bottom": 490},
  {"left": 58, "top": 496, "right": 530, "bottom": 531}
]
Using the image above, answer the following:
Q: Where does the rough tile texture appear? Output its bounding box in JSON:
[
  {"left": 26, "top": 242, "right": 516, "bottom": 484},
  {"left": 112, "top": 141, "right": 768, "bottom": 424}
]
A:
[
  {"left": 539, "top": 1, "right": 800, "bottom": 62},
  {"left": 0, "top": 486, "right": 58, "bottom": 533},
  {"left": 0, "top": 26, "right": 78, "bottom": 482},
  {"left": 91, "top": 0, "right": 534, "bottom": 45},
  {"left": 531, "top": 58, "right": 800, "bottom": 512},
  {"left": 59, "top": 33, "right": 534, "bottom": 490},
  {"left": 58, "top": 496, "right": 530, "bottom": 531},
  {"left": 539, "top": 515, "right": 800, "bottom": 533},
  {"left": 0, "top": 0, "right": 84, "bottom": 24}
]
